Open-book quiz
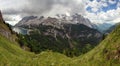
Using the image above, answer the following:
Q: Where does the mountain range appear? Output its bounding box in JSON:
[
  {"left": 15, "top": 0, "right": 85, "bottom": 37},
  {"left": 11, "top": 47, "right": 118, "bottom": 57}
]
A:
[
  {"left": 15, "top": 14, "right": 95, "bottom": 29},
  {"left": 15, "top": 14, "right": 117, "bottom": 33},
  {"left": 14, "top": 14, "right": 103, "bottom": 57}
]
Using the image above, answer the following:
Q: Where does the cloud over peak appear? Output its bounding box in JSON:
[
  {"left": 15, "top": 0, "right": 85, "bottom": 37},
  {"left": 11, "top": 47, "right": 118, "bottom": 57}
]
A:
[{"left": 0, "top": 0, "right": 120, "bottom": 25}]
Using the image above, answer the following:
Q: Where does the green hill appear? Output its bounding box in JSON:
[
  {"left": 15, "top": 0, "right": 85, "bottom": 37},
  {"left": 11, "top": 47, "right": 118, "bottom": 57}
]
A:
[
  {"left": 0, "top": 34, "right": 73, "bottom": 66},
  {"left": 0, "top": 17, "right": 120, "bottom": 66}
]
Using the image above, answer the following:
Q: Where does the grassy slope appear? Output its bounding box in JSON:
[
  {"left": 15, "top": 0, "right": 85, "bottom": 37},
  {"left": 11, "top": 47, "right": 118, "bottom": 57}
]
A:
[
  {"left": 71, "top": 25, "right": 120, "bottom": 66},
  {"left": 0, "top": 20, "right": 10, "bottom": 32},
  {"left": 0, "top": 18, "right": 120, "bottom": 66},
  {"left": 0, "top": 34, "right": 72, "bottom": 66}
]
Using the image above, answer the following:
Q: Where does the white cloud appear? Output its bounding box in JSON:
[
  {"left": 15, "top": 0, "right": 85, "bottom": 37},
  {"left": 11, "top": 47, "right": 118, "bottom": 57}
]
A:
[
  {"left": 43, "top": 4, "right": 71, "bottom": 17},
  {"left": 91, "top": 7, "right": 99, "bottom": 12},
  {"left": 0, "top": 0, "right": 28, "bottom": 11},
  {"left": 1, "top": 0, "right": 87, "bottom": 25},
  {"left": 86, "top": 0, "right": 109, "bottom": 12},
  {"left": 87, "top": 0, "right": 101, "bottom": 12},
  {"left": 3, "top": 15, "right": 22, "bottom": 25},
  {"left": 113, "top": 18, "right": 120, "bottom": 23},
  {"left": 108, "top": 0, "right": 117, "bottom": 4},
  {"left": 84, "top": 0, "right": 120, "bottom": 24},
  {"left": 85, "top": 7, "right": 120, "bottom": 24},
  {"left": 1, "top": 0, "right": 120, "bottom": 26},
  {"left": 102, "top": 2, "right": 108, "bottom": 7},
  {"left": 6, "top": 21, "right": 19, "bottom": 26},
  {"left": 117, "top": 2, "right": 120, "bottom": 7}
]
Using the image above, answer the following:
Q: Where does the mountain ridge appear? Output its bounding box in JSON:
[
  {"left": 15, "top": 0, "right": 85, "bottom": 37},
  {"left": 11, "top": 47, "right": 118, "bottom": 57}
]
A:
[{"left": 15, "top": 14, "right": 94, "bottom": 28}]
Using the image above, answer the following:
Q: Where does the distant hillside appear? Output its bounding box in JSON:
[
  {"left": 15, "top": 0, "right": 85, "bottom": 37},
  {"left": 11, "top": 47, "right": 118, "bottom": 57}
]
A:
[{"left": 93, "top": 22, "right": 113, "bottom": 33}]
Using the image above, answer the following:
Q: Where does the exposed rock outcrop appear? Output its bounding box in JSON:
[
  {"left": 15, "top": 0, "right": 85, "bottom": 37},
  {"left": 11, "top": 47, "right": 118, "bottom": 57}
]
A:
[{"left": 0, "top": 10, "right": 15, "bottom": 41}]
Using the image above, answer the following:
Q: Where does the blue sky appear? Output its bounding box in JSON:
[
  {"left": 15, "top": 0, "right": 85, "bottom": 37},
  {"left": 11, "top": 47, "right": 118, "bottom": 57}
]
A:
[
  {"left": 85, "top": 0, "right": 120, "bottom": 24},
  {"left": 0, "top": 0, "right": 120, "bottom": 25},
  {"left": 87, "top": 0, "right": 120, "bottom": 13}
]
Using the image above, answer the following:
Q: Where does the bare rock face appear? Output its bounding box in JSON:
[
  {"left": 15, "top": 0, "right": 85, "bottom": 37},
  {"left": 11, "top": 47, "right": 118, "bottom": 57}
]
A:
[
  {"left": 0, "top": 28, "right": 11, "bottom": 38},
  {"left": 0, "top": 10, "right": 15, "bottom": 41}
]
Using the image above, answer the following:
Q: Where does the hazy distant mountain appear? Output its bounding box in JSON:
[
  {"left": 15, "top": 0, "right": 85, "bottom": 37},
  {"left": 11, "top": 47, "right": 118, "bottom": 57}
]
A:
[
  {"left": 93, "top": 23, "right": 114, "bottom": 33},
  {"left": 105, "top": 22, "right": 120, "bottom": 34}
]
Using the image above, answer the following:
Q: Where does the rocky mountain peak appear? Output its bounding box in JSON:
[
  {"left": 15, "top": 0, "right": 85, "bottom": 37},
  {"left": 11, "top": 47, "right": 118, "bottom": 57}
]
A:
[
  {"left": 20, "top": 16, "right": 37, "bottom": 23},
  {"left": 15, "top": 16, "right": 38, "bottom": 26},
  {"left": 71, "top": 14, "right": 94, "bottom": 28},
  {"left": 15, "top": 13, "right": 94, "bottom": 29}
]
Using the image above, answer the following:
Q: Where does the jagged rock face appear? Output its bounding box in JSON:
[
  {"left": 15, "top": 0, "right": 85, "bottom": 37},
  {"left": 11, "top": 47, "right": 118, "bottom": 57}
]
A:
[
  {"left": 15, "top": 16, "right": 38, "bottom": 26},
  {"left": 71, "top": 14, "right": 94, "bottom": 28}
]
